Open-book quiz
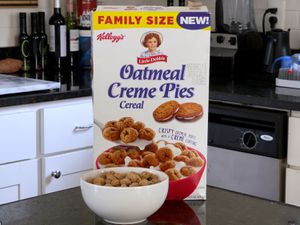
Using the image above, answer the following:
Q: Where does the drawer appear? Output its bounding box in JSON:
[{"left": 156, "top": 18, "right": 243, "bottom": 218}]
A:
[
  {"left": 0, "top": 186, "right": 19, "bottom": 205},
  {"left": 288, "top": 117, "right": 300, "bottom": 166},
  {"left": 42, "top": 148, "right": 93, "bottom": 194},
  {"left": 286, "top": 168, "right": 300, "bottom": 207},
  {"left": 0, "top": 159, "right": 38, "bottom": 205},
  {"left": 41, "top": 101, "right": 93, "bottom": 154},
  {"left": 0, "top": 110, "right": 36, "bottom": 164}
]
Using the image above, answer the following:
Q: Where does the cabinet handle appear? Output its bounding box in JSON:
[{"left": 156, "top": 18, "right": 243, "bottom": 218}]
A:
[
  {"left": 51, "top": 170, "right": 61, "bottom": 179},
  {"left": 73, "top": 124, "right": 93, "bottom": 132}
]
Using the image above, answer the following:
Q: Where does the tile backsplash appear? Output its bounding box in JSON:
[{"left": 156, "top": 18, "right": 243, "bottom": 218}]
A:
[{"left": 1, "top": 0, "right": 300, "bottom": 49}]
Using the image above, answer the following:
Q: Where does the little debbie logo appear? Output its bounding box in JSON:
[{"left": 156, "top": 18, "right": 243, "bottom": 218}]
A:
[
  {"left": 138, "top": 31, "right": 168, "bottom": 65},
  {"left": 97, "top": 32, "right": 125, "bottom": 43}
]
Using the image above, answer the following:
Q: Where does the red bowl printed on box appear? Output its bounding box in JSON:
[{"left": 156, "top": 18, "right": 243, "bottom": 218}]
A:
[
  {"left": 167, "top": 147, "right": 206, "bottom": 200},
  {"left": 95, "top": 145, "right": 206, "bottom": 200}
]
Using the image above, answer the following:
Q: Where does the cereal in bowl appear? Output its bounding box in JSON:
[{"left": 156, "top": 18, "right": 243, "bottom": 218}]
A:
[{"left": 89, "top": 171, "right": 160, "bottom": 187}]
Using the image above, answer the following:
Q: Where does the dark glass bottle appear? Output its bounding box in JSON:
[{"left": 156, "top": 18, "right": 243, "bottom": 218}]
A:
[
  {"left": 78, "top": 0, "right": 95, "bottom": 69},
  {"left": 38, "top": 12, "right": 48, "bottom": 70},
  {"left": 179, "top": 0, "right": 185, "bottom": 6},
  {"left": 30, "top": 12, "right": 40, "bottom": 71},
  {"left": 19, "top": 12, "right": 30, "bottom": 72},
  {"left": 167, "top": 0, "right": 174, "bottom": 6},
  {"left": 49, "top": 0, "right": 67, "bottom": 72},
  {"left": 66, "top": 0, "right": 79, "bottom": 68}
]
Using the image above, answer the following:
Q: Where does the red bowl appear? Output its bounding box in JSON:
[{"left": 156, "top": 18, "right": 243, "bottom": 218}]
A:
[
  {"left": 95, "top": 146, "right": 206, "bottom": 200},
  {"left": 167, "top": 147, "right": 206, "bottom": 200}
]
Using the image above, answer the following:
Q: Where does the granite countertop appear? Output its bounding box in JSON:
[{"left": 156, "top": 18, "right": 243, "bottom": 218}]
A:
[
  {"left": 2, "top": 70, "right": 300, "bottom": 111},
  {"left": 0, "top": 186, "right": 299, "bottom": 225},
  {"left": 210, "top": 79, "right": 300, "bottom": 111}
]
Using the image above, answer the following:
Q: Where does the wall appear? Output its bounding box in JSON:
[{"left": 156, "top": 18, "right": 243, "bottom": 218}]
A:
[
  {"left": 0, "top": 0, "right": 168, "bottom": 47},
  {"left": 0, "top": 0, "right": 52, "bottom": 47},
  {"left": 1, "top": 0, "right": 300, "bottom": 49}
]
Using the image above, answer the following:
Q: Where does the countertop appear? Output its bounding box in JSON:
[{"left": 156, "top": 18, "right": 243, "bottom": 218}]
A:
[
  {"left": 0, "top": 186, "right": 299, "bottom": 225},
  {"left": 2, "top": 71, "right": 300, "bottom": 112},
  {"left": 210, "top": 79, "right": 300, "bottom": 111}
]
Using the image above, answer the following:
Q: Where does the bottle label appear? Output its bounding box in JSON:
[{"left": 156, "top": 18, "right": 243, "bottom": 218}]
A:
[
  {"left": 21, "top": 39, "right": 30, "bottom": 58},
  {"left": 21, "top": 39, "right": 31, "bottom": 71},
  {"left": 70, "top": 29, "right": 79, "bottom": 52},
  {"left": 39, "top": 38, "right": 48, "bottom": 69},
  {"left": 80, "top": 10, "right": 92, "bottom": 27},
  {"left": 49, "top": 24, "right": 67, "bottom": 57},
  {"left": 60, "top": 25, "right": 67, "bottom": 57},
  {"left": 39, "top": 38, "right": 47, "bottom": 56},
  {"left": 49, "top": 25, "right": 55, "bottom": 52}
]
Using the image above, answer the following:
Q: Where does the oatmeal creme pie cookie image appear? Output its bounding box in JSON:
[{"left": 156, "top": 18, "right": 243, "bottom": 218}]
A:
[
  {"left": 153, "top": 100, "right": 180, "bottom": 122},
  {"left": 175, "top": 103, "right": 203, "bottom": 121}
]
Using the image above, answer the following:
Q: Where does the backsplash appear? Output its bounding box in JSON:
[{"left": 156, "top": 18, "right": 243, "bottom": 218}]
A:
[{"left": 0, "top": 0, "right": 300, "bottom": 49}]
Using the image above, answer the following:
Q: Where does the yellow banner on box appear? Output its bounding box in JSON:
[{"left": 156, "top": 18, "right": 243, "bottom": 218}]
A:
[{"left": 93, "top": 11, "right": 182, "bottom": 29}]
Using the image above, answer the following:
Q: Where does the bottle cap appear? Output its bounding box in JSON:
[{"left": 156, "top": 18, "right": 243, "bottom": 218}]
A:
[{"left": 54, "top": 0, "right": 60, "bottom": 8}]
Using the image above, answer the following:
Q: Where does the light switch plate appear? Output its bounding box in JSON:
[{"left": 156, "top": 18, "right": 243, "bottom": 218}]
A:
[{"left": 267, "top": 0, "right": 286, "bottom": 30}]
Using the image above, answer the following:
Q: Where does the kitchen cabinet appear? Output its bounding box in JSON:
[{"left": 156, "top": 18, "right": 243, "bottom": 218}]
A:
[
  {"left": 0, "top": 97, "right": 93, "bottom": 205},
  {"left": 0, "top": 159, "right": 38, "bottom": 205},
  {"left": 286, "top": 111, "right": 300, "bottom": 207},
  {"left": 41, "top": 101, "right": 93, "bottom": 154},
  {"left": 0, "top": 108, "right": 36, "bottom": 164},
  {"left": 42, "top": 148, "right": 93, "bottom": 194}
]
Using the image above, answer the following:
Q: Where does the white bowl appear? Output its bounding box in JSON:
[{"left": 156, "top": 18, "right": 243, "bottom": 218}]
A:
[{"left": 80, "top": 167, "right": 169, "bottom": 224}]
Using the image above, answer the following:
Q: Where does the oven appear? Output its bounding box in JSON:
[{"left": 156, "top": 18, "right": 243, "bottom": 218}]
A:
[{"left": 207, "top": 102, "right": 288, "bottom": 201}]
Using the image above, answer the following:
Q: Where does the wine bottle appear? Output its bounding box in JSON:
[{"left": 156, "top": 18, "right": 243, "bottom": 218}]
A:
[
  {"left": 78, "top": 0, "right": 94, "bottom": 69},
  {"left": 19, "top": 12, "right": 30, "bottom": 72},
  {"left": 66, "top": 0, "right": 79, "bottom": 68},
  {"left": 38, "top": 12, "right": 48, "bottom": 70},
  {"left": 49, "top": 0, "right": 67, "bottom": 71},
  {"left": 167, "top": 0, "right": 174, "bottom": 6},
  {"left": 30, "top": 12, "right": 40, "bottom": 71},
  {"left": 78, "top": 0, "right": 96, "bottom": 28},
  {"left": 179, "top": 0, "right": 185, "bottom": 6}
]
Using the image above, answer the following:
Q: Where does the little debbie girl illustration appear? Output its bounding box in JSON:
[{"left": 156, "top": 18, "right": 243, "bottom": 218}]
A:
[{"left": 140, "top": 32, "right": 163, "bottom": 58}]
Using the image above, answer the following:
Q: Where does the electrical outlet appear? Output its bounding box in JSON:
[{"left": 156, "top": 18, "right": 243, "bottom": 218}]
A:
[{"left": 267, "top": 0, "right": 286, "bottom": 30}]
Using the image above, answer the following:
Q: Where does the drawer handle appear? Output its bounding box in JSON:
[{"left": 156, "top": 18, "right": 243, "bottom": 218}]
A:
[
  {"left": 51, "top": 170, "right": 61, "bottom": 179},
  {"left": 74, "top": 124, "right": 93, "bottom": 132}
]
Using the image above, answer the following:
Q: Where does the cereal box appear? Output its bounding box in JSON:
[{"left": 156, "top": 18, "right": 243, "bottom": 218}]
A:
[{"left": 92, "top": 5, "right": 210, "bottom": 200}]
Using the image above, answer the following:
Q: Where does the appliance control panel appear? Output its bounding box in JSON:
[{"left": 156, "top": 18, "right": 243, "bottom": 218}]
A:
[
  {"left": 241, "top": 130, "right": 257, "bottom": 150},
  {"left": 211, "top": 33, "right": 238, "bottom": 49}
]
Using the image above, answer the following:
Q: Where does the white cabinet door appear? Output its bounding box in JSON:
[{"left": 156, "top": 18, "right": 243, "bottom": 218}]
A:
[
  {"left": 0, "top": 111, "right": 36, "bottom": 164},
  {"left": 0, "top": 159, "right": 38, "bottom": 205},
  {"left": 288, "top": 117, "right": 300, "bottom": 166},
  {"left": 286, "top": 168, "right": 300, "bottom": 207},
  {"left": 41, "top": 101, "right": 93, "bottom": 154},
  {"left": 42, "top": 148, "right": 93, "bottom": 194}
]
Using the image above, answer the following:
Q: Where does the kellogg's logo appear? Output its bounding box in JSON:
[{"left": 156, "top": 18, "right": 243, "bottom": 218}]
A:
[{"left": 97, "top": 32, "right": 125, "bottom": 43}]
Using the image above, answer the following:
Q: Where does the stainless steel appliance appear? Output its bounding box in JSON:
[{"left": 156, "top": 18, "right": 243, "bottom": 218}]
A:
[
  {"left": 210, "top": 33, "right": 238, "bottom": 81},
  {"left": 213, "top": 0, "right": 265, "bottom": 80},
  {"left": 207, "top": 102, "right": 288, "bottom": 201},
  {"left": 216, "top": 0, "right": 257, "bottom": 34}
]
